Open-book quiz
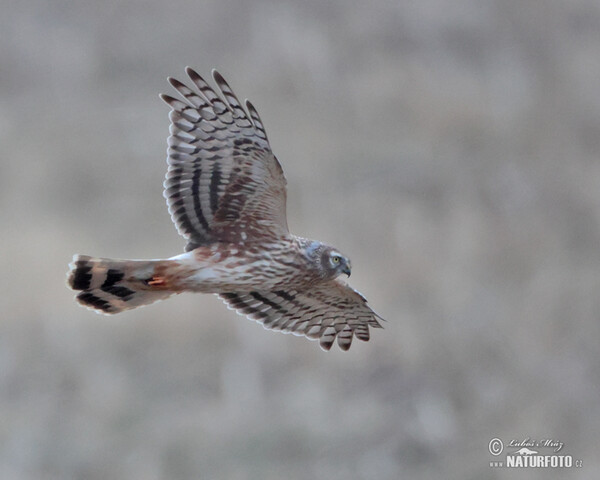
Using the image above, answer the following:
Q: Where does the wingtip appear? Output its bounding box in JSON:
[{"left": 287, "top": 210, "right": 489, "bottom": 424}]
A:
[
  {"left": 158, "top": 93, "right": 173, "bottom": 108},
  {"left": 185, "top": 66, "right": 200, "bottom": 78},
  {"left": 159, "top": 93, "right": 182, "bottom": 109},
  {"left": 374, "top": 311, "right": 387, "bottom": 325},
  {"left": 186, "top": 67, "right": 203, "bottom": 82},
  {"left": 211, "top": 68, "right": 225, "bottom": 84},
  {"left": 245, "top": 98, "right": 257, "bottom": 113},
  {"left": 167, "top": 76, "right": 179, "bottom": 87}
]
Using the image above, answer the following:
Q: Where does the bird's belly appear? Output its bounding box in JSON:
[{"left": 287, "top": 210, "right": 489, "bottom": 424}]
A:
[
  {"left": 184, "top": 264, "right": 306, "bottom": 292},
  {"left": 170, "top": 251, "right": 314, "bottom": 293}
]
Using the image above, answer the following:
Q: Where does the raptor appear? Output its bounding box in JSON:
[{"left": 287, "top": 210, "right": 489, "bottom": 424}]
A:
[{"left": 67, "top": 68, "right": 383, "bottom": 351}]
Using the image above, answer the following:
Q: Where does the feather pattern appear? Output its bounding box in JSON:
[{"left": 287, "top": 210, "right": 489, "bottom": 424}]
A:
[
  {"left": 68, "top": 69, "right": 384, "bottom": 352},
  {"left": 161, "top": 68, "right": 287, "bottom": 251},
  {"left": 219, "top": 279, "right": 384, "bottom": 351}
]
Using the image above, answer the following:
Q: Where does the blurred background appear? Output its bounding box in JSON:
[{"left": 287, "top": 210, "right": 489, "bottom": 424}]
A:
[{"left": 1, "top": 0, "right": 599, "bottom": 478}]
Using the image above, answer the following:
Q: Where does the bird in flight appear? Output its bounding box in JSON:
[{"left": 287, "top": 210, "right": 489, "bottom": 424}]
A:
[{"left": 67, "top": 68, "right": 383, "bottom": 351}]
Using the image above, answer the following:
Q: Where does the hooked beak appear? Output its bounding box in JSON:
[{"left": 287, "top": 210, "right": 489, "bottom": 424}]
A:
[{"left": 342, "top": 261, "right": 352, "bottom": 277}]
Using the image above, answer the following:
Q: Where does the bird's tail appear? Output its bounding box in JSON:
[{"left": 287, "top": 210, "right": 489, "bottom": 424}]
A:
[{"left": 67, "top": 255, "right": 175, "bottom": 314}]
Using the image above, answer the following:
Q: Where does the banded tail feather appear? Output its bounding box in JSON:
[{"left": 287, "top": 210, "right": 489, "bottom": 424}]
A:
[{"left": 67, "top": 255, "right": 174, "bottom": 314}]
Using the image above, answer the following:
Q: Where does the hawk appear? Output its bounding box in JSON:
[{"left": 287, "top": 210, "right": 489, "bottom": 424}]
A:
[{"left": 67, "top": 68, "right": 383, "bottom": 351}]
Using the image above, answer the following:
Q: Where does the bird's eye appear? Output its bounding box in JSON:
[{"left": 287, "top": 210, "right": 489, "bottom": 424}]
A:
[{"left": 332, "top": 255, "right": 341, "bottom": 264}]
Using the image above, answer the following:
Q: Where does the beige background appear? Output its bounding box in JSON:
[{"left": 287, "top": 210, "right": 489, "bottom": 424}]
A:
[{"left": 1, "top": 0, "right": 599, "bottom": 479}]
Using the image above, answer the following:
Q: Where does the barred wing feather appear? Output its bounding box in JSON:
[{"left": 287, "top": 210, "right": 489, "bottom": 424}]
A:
[
  {"left": 220, "top": 279, "right": 384, "bottom": 351},
  {"left": 161, "top": 68, "right": 288, "bottom": 250}
]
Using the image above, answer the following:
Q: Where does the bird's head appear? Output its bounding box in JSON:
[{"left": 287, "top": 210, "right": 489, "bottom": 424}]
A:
[
  {"left": 324, "top": 248, "right": 352, "bottom": 278},
  {"left": 302, "top": 242, "right": 352, "bottom": 279}
]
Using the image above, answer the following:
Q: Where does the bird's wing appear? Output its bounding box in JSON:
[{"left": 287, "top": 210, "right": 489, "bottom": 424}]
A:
[
  {"left": 219, "top": 279, "right": 384, "bottom": 351},
  {"left": 161, "top": 68, "right": 288, "bottom": 250}
]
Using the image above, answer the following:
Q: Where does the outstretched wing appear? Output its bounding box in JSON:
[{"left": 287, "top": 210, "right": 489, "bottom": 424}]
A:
[
  {"left": 219, "top": 280, "right": 384, "bottom": 351},
  {"left": 161, "top": 68, "right": 288, "bottom": 250}
]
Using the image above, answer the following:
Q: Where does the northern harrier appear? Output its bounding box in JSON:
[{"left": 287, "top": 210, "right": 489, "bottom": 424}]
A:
[{"left": 67, "top": 68, "right": 383, "bottom": 351}]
